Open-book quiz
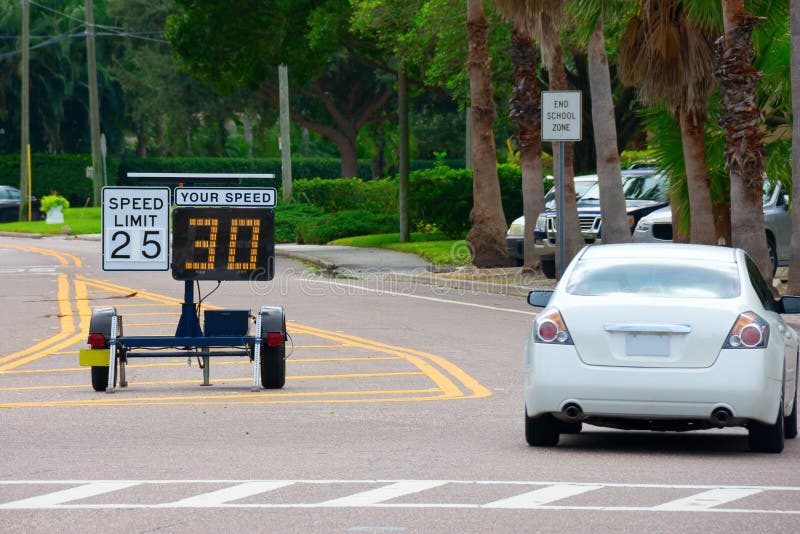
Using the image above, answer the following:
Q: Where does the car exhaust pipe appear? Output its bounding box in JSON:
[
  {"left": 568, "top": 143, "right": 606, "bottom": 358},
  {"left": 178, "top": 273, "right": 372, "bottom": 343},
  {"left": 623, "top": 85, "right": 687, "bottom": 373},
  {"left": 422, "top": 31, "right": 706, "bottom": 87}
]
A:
[
  {"left": 710, "top": 407, "right": 733, "bottom": 426},
  {"left": 562, "top": 403, "right": 584, "bottom": 421}
]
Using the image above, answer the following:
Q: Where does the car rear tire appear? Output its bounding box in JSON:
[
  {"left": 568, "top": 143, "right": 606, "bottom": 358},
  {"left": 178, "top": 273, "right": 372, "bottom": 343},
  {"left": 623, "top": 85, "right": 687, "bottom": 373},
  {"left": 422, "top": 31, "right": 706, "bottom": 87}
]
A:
[
  {"left": 767, "top": 236, "right": 778, "bottom": 278},
  {"left": 748, "top": 398, "right": 785, "bottom": 453},
  {"left": 786, "top": 380, "right": 798, "bottom": 439},
  {"left": 525, "top": 410, "right": 560, "bottom": 447},
  {"left": 541, "top": 256, "right": 556, "bottom": 279}
]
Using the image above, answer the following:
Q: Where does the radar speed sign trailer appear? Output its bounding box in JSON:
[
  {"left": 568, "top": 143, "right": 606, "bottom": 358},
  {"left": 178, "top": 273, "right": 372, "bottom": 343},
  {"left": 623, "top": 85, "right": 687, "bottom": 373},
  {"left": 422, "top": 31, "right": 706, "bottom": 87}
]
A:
[{"left": 79, "top": 174, "right": 287, "bottom": 393}]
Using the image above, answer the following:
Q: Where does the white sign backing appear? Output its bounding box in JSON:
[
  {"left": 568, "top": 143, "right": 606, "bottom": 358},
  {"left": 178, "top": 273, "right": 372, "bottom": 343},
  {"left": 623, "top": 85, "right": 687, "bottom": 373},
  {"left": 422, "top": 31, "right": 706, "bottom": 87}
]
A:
[{"left": 102, "top": 187, "right": 170, "bottom": 271}]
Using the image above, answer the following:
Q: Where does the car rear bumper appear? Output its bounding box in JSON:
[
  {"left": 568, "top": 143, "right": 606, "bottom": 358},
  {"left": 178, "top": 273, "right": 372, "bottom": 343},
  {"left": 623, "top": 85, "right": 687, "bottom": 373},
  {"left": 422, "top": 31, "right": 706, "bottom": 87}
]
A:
[{"left": 524, "top": 344, "right": 782, "bottom": 425}]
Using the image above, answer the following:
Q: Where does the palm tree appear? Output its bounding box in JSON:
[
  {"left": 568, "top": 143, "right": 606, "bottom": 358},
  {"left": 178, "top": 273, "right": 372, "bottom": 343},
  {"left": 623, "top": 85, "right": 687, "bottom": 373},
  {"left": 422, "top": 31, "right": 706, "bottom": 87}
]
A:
[
  {"left": 716, "top": 2, "right": 770, "bottom": 279},
  {"left": 466, "top": 0, "right": 509, "bottom": 267},
  {"left": 507, "top": 22, "right": 546, "bottom": 271},
  {"left": 571, "top": 1, "right": 631, "bottom": 245},
  {"left": 619, "top": 1, "right": 718, "bottom": 246},
  {"left": 787, "top": 0, "right": 800, "bottom": 294},
  {"left": 496, "top": 0, "right": 583, "bottom": 276}
]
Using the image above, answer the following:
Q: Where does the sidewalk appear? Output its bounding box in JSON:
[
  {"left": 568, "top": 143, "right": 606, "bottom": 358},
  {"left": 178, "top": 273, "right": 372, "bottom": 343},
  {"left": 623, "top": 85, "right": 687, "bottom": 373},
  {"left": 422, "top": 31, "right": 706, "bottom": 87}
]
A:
[{"left": 275, "top": 243, "right": 554, "bottom": 297}]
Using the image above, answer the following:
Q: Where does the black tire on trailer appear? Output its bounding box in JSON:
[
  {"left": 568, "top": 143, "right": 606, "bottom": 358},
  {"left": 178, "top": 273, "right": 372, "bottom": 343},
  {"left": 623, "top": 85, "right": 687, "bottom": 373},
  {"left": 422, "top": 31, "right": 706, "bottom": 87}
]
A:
[
  {"left": 91, "top": 366, "right": 109, "bottom": 392},
  {"left": 261, "top": 343, "right": 286, "bottom": 389}
]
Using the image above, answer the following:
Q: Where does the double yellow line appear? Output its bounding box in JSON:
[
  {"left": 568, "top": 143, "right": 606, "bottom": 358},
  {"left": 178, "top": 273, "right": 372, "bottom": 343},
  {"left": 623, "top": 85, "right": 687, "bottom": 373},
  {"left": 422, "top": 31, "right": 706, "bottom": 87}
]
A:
[
  {"left": 0, "top": 245, "right": 89, "bottom": 372},
  {"left": 0, "top": 243, "right": 492, "bottom": 406}
]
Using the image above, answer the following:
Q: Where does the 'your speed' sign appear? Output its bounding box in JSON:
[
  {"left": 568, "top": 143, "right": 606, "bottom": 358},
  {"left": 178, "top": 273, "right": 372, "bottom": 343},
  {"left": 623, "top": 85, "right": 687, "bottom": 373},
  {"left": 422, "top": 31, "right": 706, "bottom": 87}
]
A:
[{"left": 102, "top": 187, "right": 170, "bottom": 271}]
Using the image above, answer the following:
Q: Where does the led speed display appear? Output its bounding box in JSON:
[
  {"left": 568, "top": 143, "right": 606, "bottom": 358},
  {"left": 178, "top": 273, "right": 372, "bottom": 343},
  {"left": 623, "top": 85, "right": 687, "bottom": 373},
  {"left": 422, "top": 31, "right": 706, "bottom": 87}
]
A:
[{"left": 171, "top": 207, "right": 275, "bottom": 281}]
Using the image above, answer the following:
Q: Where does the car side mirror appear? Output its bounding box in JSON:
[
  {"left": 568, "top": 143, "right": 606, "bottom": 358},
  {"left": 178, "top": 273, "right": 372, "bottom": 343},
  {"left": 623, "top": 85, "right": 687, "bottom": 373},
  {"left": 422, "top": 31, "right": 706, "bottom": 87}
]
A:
[
  {"left": 778, "top": 295, "right": 800, "bottom": 314},
  {"left": 527, "top": 290, "right": 553, "bottom": 307}
]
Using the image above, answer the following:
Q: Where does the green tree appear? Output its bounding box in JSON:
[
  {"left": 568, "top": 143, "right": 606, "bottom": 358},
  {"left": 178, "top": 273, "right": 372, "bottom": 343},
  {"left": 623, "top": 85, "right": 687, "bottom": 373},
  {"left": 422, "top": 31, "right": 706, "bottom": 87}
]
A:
[{"left": 166, "top": 0, "right": 394, "bottom": 178}]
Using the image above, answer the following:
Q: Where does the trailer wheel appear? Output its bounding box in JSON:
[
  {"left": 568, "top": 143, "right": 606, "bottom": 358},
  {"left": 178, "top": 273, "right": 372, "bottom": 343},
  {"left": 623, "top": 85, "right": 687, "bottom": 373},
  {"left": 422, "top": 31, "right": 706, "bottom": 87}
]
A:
[
  {"left": 91, "top": 366, "right": 109, "bottom": 392},
  {"left": 261, "top": 343, "right": 286, "bottom": 389}
]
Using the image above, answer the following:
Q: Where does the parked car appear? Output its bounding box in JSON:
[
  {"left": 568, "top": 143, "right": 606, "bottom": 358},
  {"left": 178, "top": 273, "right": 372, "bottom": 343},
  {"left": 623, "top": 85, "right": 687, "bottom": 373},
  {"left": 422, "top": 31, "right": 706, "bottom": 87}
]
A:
[
  {"left": 525, "top": 242, "right": 799, "bottom": 452},
  {"left": 0, "top": 185, "right": 44, "bottom": 222},
  {"left": 506, "top": 168, "right": 657, "bottom": 268},
  {"left": 532, "top": 170, "right": 668, "bottom": 278},
  {"left": 633, "top": 181, "right": 791, "bottom": 276}
]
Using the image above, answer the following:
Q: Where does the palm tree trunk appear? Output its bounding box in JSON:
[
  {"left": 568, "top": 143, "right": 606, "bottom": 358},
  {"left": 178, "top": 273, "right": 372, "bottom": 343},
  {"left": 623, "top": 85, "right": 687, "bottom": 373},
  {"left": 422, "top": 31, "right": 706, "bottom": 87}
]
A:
[
  {"left": 678, "top": 108, "right": 717, "bottom": 245},
  {"left": 587, "top": 15, "right": 629, "bottom": 245},
  {"left": 466, "top": 0, "right": 509, "bottom": 267},
  {"left": 540, "top": 12, "right": 582, "bottom": 273},
  {"left": 788, "top": 0, "right": 800, "bottom": 293},
  {"left": 716, "top": 4, "right": 770, "bottom": 278},
  {"left": 509, "top": 24, "right": 545, "bottom": 271}
]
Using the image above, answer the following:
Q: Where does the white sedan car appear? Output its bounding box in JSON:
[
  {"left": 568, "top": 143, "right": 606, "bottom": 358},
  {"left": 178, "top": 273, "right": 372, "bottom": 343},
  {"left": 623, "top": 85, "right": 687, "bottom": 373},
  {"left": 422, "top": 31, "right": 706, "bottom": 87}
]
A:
[{"left": 525, "top": 243, "right": 799, "bottom": 453}]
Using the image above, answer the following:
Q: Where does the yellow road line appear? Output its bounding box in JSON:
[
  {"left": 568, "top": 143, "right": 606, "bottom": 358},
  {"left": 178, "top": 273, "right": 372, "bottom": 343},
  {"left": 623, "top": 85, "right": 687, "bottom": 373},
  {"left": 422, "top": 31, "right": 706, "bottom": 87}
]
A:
[
  {"left": 0, "top": 388, "right": 444, "bottom": 408},
  {"left": 0, "top": 372, "right": 426, "bottom": 392},
  {"left": 0, "top": 274, "right": 75, "bottom": 367},
  {"left": 0, "top": 244, "right": 82, "bottom": 268}
]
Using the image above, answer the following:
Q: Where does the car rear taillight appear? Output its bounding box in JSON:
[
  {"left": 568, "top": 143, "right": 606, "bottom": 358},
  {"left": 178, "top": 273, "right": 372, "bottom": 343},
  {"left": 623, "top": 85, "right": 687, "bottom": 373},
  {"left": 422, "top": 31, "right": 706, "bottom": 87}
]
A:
[
  {"left": 724, "top": 312, "right": 769, "bottom": 349},
  {"left": 534, "top": 308, "right": 573, "bottom": 345},
  {"left": 88, "top": 333, "right": 106, "bottom": 349}
]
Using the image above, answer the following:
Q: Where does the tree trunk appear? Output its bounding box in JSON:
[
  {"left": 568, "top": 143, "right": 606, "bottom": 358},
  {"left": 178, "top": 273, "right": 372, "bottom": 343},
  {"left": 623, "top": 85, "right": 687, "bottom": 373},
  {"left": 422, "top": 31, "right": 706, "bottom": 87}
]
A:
[
  {"left": 716, "top": 5, "right": 770, "bottom": 279},
  {"left": 540, "top": 12, "right": 581, "bottom": 275},
  {"left": 587, "top": 16, "right": 629, "bottom": 245},
  {"left": 788, "top": 0, "right": 800, "bottom": 293},
  {"left": 465, "top": 0, "right": 509, "bottom": 268},
  {"left": 509, "top": 24, "right": 544, "bottom": 272},
  {"left": 678, "top": 108, "right": 717, "bottom": 245},
  {"left": 337, "top": 136, "right": 359, "bottom": 178}
]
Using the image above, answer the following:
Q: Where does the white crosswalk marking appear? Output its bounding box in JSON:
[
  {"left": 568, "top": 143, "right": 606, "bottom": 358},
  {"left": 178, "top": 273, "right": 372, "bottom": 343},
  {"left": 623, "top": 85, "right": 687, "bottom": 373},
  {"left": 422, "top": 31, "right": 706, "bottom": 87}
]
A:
[
  {"left": 484, "top": 484, "right": 603, "bottom": 509},
  {"left": 319, "top": 481, "right": 448, "bottom": 507},
  {"left": 166, "top": 481, "right": 296, "bottom": 507},
  {"left": 0, "top": 481, "right": 141, "bottom": 509},
  {"left": 654, "top": 488, "right": 764, "bottom": 511}
]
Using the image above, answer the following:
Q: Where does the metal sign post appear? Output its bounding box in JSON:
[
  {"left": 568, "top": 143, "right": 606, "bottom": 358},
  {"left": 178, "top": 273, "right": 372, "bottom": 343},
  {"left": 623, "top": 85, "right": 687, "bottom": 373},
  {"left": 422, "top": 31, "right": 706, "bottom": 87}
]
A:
[{"left": 541, "top": 91, "right": 582, "bottom": 278}]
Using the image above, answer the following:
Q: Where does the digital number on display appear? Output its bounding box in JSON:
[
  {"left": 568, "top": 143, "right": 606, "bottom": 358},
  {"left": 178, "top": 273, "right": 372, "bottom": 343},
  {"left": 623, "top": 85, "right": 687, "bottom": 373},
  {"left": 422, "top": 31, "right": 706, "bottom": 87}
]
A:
[{"left": 171, "top": 207, "right": 275, "bottom": 281}]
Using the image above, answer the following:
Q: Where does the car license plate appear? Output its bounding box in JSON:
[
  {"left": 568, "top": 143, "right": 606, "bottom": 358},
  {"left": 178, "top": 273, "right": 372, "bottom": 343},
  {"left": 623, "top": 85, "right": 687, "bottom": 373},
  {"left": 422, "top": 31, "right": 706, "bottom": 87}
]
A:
[{"left": 626, "top": 333, "right": 670, "bottom": 356}]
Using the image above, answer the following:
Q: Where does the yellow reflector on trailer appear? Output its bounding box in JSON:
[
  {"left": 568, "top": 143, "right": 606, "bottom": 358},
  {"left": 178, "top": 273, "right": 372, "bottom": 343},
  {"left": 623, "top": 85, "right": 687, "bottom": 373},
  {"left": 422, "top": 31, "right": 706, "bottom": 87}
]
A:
[{"left": 79, "top": 348, "right": 109, "bottom": 367}]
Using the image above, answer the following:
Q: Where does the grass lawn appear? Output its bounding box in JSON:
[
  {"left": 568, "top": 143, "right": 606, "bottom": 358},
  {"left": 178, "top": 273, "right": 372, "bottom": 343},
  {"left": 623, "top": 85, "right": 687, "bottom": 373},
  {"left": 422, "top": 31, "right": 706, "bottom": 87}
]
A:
[
  {"left": 0, "top": 207, "right": 101, "bottom": 235},
  {"left": 330, "top": 232, "right": 472, "bottom": 266}
]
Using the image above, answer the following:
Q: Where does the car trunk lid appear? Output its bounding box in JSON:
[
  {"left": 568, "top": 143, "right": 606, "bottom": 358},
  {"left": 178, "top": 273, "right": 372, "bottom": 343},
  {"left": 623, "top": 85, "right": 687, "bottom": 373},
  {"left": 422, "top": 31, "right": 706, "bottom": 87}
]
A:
[{"left": 560, "top": 298, "right": 737, "bottom": 368}]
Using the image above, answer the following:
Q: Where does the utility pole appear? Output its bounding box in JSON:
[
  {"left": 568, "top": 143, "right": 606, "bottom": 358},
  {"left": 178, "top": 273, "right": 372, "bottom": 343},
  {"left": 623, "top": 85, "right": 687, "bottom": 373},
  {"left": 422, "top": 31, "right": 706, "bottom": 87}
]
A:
[
  {"left": 86, "top": 0, "right": 103, "bottom": 206},
  {"left": 19, "top": 0, "right": 30, "bottom": 221},
  {"left": 279, "top": 65, "right": 292, "bottom": 201},
  {"left": 398, "top": 62, "right": 409, "bottom": 242}
]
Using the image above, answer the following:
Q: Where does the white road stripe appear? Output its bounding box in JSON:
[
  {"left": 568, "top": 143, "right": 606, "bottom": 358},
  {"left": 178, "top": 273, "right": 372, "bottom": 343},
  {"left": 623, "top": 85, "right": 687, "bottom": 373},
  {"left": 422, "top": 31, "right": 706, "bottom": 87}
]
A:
[
  {"left": 166, "top": 481, "right": 296, "bottom": 507},
  {"left": 319, "top": 481, "right": 449, "bottom": 507},
  {"left": 0, "top": 481, "right": 141, "bottom": 509},
  {"left": 484, "top": 484, "right": 603, "bottom": 509},
  {"left": 654, "top": 488, "right": 764, "bottom": 511},
  {"left": 297, "top": 278, "right": 536, "bottom": 316}
]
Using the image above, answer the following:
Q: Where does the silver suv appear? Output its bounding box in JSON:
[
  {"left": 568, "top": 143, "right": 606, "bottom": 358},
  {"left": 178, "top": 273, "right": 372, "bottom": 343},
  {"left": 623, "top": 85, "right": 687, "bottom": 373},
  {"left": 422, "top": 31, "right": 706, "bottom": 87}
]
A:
[{"left": 633, "top": 182, "right": 790, "bottom": 276}]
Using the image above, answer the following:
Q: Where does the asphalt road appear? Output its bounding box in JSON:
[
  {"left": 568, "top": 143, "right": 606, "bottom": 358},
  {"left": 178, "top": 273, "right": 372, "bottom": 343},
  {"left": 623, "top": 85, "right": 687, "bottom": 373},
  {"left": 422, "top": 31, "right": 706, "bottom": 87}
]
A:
[{"left": 0, "top": 235, "right": 798, "bottom": 533}]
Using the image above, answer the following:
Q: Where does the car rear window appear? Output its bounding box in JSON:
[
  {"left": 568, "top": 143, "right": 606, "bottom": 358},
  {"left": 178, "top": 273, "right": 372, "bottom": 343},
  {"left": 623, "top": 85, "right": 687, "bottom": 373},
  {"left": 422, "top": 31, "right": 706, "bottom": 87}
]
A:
[{"left": 566, "top": 259, "right": 741, "bottom": 299}]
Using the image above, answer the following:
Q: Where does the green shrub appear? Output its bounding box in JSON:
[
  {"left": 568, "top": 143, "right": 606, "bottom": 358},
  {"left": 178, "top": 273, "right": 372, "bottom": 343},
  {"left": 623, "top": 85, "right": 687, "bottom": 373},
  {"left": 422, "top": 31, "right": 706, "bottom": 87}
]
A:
[
  {"left": 293, "top": 177, "right": 397, "bottom": 214},
  {"left": 40, "top": 194, "right": 70, "bottom": 212},
  {"left": 295, "top": 210, "right": 397, "bottom": 244},
  {"left": 273, "top": 203, "right": 327, "bottom": 243},
  {"left": 408, "top": 164, "right": 525, "bottom": 238}
]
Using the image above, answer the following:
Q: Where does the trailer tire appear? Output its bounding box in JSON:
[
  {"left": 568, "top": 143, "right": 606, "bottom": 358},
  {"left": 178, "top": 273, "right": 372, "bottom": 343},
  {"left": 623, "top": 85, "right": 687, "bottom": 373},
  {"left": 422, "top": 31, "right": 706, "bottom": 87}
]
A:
[
  {"left": 261, "top": 344, "right": 286, "bottom": 389},
  {"left": 91, "top": 366, "right": 108, "bottom": 392}
]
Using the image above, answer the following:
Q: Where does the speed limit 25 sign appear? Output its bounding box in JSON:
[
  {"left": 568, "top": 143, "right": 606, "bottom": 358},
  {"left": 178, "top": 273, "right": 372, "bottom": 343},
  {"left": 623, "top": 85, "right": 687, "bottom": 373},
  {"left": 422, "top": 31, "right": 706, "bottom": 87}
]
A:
[{"left": 102, "top": 187, "right": 170, "bottom": 271}]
